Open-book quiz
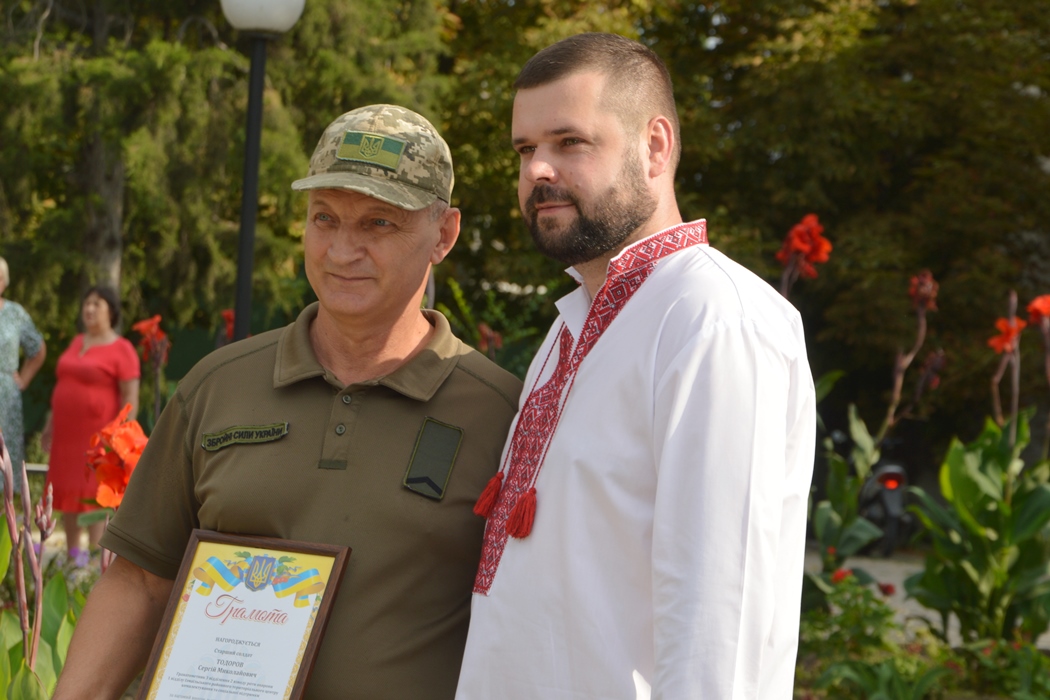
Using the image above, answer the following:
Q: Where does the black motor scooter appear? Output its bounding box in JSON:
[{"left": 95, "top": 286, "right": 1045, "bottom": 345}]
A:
[{"left": 858, "top": 462, "right": 911, "bottom": 557}]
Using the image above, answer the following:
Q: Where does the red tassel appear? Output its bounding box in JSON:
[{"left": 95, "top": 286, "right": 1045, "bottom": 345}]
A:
[
  {"left": 473, "top": 472, "right": 504, "bottom": 518},
  {"left": 506, "top": 487, "right": 537, "bottom": 538}
]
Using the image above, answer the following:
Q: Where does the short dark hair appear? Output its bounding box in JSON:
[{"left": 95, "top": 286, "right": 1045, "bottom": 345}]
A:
[
  {"left": 514, "top": 33, "right": 681, "bottom": 170},
  {"left": 82, "top": 285, "right": 121, "bottom": 329}
]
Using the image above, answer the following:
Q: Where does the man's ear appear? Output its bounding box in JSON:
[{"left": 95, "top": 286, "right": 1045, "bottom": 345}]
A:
[
  {"left": 646, "top": 115, "right": 675, "bottom": 178},
  {"left": 431, "top": 207, "right": 461, "bottom": 264}
]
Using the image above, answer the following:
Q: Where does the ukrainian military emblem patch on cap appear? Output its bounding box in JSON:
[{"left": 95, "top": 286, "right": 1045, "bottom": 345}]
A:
[{"left": 337, "top": 131, "right": 406, "bottom": 171}]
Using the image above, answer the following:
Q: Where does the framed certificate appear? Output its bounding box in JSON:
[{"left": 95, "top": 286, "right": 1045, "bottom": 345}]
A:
[{"left": 138, "top": 530, "right": 350, "bottom": 700}]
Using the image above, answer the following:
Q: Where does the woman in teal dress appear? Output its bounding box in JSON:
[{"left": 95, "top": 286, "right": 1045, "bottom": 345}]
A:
[{"left": 0, "top": 257, "right": 46, "bottom": 488}]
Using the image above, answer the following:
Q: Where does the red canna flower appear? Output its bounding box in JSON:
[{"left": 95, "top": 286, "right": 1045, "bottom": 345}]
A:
[
  {"left": 918, "top": 349, "right": 946, "bottom": 393},
  {"left": 1028, "top": 295, "right": 1050, "bottom": 325},
  {"left": 477, "top": 322, "right": 503, "bottom": 355},
  {"left": 826, "top": 546, "right": 836, "bottom": 557},
  {"left": 908, "top": 270, "right": 939, "bottom": 312},
  {"left": 131, "top": 315, "right": 162, "bottom": 340},
  {"left": 222, "top": 309, "right": 235, "bottom": 340},
  {"left": 132, "top": 315, "right": 170, "bottom": 365},
  {"left": 87, "top": 403, "right": 148, "bottom": 509},
  {"left": 831, "top": 568, "right": 852, "bottom": 584},
  {"left": 988, "top": 317, "right": 1027, "bottom": 354},
  {"left": 878, "top": 582, "right": 896, "bottom": 596},
  {"left": 95, "top": 462, "right": 129, "bottom": 508},
  {"left": 776, "top": 214, "right": 832, "bottom": 279}
]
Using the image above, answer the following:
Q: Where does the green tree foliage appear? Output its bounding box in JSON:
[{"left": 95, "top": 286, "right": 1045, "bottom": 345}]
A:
[
  {"left": 646, "top": 0, "right": 1050, "bottom": 447},
  {"left": 1, "top": 2, "right": 305, "bottom": 340},
  {"left": 0, "top": 0, "right": 453, "bottom": 427},
  {"left": 271, "top": 0, "right": 455, "bottom": 144},
  {"left": 445, "top": 0, "right": 1050, "bottom": 457},
  {"left": 0, "top": 0, "right": 1047, "bottom": 463}
]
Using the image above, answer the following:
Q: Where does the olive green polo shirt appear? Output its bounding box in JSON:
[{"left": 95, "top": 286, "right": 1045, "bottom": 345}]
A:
[{"left": 103, "top": 303, "right": 522, "bottom": 700}]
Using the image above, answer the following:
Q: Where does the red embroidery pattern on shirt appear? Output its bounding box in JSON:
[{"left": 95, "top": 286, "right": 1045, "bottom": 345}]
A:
[{"left": 474, "top": 221, "right": 708, "bottom": 594}]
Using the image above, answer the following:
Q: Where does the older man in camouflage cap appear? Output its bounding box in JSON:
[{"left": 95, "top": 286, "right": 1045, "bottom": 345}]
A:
[
  {"left": 293, "top": 104, "right": 454, "bottom": 209},
  {"left": 54, "top": 105, "right": 522, "bottom": 700}
]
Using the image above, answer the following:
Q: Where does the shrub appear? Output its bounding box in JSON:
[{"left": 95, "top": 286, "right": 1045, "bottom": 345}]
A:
[{"left": 906, "top": 411, "right": 1050, "bottom": 643}]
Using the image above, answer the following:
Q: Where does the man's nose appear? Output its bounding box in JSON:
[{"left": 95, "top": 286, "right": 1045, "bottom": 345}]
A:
[
  {"left": 522, "top": 152, "right": 558, "bottom": 184},
  {"left": 328, "top": 226, "right": 367, "bottom": 261}
]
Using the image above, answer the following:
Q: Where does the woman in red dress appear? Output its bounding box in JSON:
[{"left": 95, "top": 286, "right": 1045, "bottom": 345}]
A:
[{"left": 42, "top": 287, "right": 139, "bottom": 565}]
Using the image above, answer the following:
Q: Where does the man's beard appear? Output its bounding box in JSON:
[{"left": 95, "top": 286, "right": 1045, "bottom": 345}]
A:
[{"left": 523, "top": 150, "right": 657, "bottom": 267}]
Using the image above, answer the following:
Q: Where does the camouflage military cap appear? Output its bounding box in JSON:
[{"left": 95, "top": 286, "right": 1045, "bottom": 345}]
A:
[{"left": 291, "top": 104, "right": 453, "bottom": 211}]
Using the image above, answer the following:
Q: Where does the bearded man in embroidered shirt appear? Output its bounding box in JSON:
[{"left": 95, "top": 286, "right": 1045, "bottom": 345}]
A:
[{"left": 455, "top": 33, "right": 816, "bottom": 699}]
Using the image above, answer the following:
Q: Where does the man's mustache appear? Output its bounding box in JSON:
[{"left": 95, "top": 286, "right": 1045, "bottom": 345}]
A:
[{"left": 525, "top": 184, "right": 579, "bottom": 215}]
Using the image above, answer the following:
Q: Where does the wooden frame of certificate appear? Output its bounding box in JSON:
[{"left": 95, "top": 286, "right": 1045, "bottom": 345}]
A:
[{"left": 137, "top": 529, "right": 350, "bottom": 700}]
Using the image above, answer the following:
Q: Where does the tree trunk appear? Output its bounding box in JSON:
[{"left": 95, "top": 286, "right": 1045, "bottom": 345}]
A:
[
  {"left": 0, "top": 181, "right": 11, "bottom": 240},
  {"left": 78, "top": 0, "right": 123, "bottom": 294},
  {"left": 79, "top": 131, "right": 124, "bottom": 292}
]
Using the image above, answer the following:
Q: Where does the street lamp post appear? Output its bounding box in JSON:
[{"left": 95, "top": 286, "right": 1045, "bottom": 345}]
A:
[{"left": 221, "top": 0, "right": 304, "bottom": 341}]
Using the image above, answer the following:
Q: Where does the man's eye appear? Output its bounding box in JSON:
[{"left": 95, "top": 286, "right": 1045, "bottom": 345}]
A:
[
  {"left": 373, "top": 219, "right": 392, "bottom": 227},
  {"left": 516, "top": 145, "right": 535, "bottom": 155},
  {"left": 563, "top": 138, "right": 582, "bottom": 146},
  {"left": 315, "top": 212, "right": 332, "bottom": 222}
]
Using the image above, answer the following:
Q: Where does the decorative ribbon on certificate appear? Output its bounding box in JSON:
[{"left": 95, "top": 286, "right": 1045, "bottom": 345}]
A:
[{"left": 193, "top": 552, "right": 326, "bottom": 607}]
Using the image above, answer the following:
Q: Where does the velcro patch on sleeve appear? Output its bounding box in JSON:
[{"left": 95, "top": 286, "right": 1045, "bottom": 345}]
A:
[
  {"left": 202, "top": 423, "right": 290, "bottom": 452},
  {"left": 403, "top": 418, "right": 463, "bottom": 500}
]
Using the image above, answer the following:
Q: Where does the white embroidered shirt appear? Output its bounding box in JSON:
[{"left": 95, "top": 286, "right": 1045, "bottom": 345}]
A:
[{"left": 456, "top": 221, "right": 816, "bottom": 700}]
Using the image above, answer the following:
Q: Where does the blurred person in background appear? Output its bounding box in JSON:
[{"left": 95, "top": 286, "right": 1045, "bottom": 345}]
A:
[
  {"left": 0, "top": 256, "right": 46, "bottom": 490},
  {"left": 42, "top": 286, "right": 139, "bottom": 566}
]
